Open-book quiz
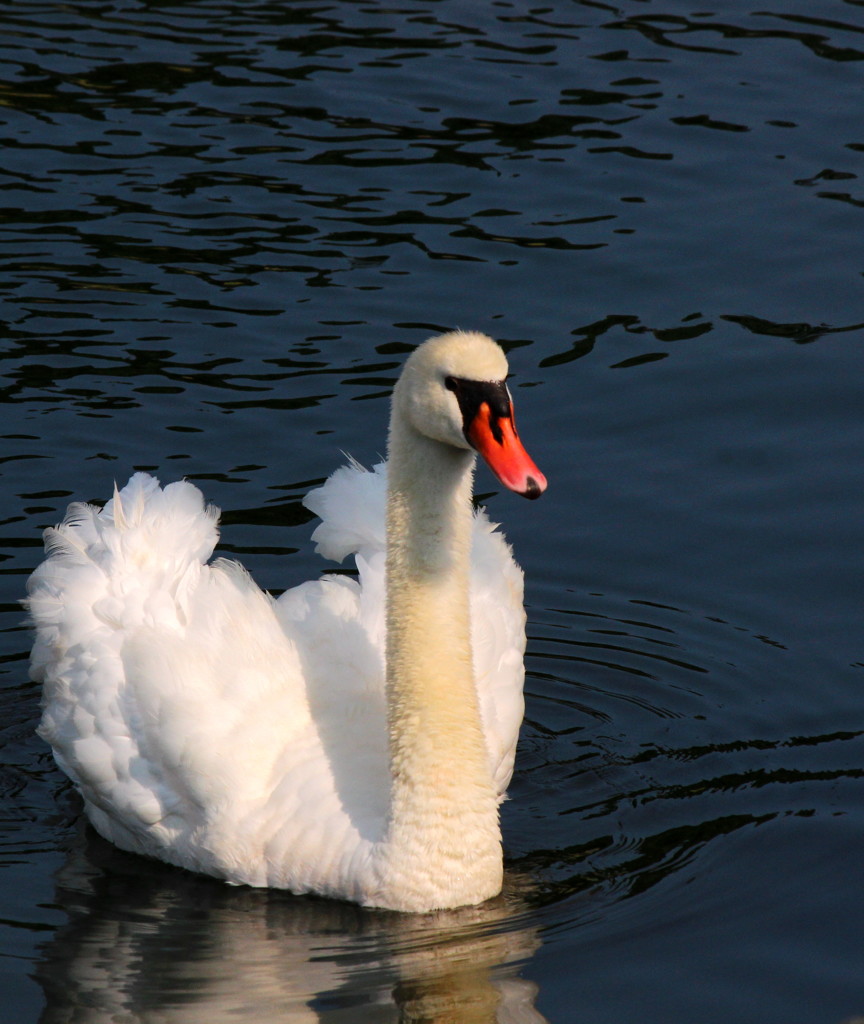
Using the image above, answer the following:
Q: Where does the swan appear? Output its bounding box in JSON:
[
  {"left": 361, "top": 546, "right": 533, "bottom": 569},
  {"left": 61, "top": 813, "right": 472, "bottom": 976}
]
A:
[{"left": 27, "top": 330, "right": 546, "bottom": 912}]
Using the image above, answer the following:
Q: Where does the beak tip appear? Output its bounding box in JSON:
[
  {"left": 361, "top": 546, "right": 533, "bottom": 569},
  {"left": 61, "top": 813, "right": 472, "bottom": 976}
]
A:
[{"left": 520, "top": 474, "right": 547, "bottom": 500}]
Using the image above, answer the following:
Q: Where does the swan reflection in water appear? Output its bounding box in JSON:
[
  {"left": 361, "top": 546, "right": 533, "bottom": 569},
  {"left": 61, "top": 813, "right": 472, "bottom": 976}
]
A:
[{"left": 37, "top": 830, "right": 547, "bottom": 1023}]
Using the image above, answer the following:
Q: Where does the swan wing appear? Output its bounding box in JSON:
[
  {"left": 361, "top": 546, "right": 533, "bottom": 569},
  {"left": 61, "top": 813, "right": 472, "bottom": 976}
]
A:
[
  {"left": 28, "top": 474, "right": 383, "bottom": 899},
  {"left": 468, "top": 510, "right": 527, "bottom": 797}
]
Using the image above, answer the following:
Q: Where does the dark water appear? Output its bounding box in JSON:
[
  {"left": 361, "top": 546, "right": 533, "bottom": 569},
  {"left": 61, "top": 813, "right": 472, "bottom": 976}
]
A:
[{"left": 2, "top": 1, "right": 864, "bottom": 1020}]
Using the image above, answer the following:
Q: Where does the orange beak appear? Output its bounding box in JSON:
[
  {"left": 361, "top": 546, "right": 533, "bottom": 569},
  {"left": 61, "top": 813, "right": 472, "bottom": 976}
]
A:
[{"left": 467, "top": 402, "right": 547, "bottom": 500}]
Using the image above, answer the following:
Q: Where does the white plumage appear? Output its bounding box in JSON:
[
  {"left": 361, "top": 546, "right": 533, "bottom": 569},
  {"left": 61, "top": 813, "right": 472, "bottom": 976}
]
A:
[{"left": 28, "top": 331, "right": 545, "bottom": 911}]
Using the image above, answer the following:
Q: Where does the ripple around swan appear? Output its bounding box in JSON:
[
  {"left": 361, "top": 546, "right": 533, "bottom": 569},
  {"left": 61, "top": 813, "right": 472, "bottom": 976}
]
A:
[{"left": 507, "top": 589, "right": 864, "bottom": 917}]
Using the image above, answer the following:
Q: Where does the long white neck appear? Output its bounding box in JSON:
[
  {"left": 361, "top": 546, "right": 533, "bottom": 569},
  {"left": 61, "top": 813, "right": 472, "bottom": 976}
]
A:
[{"left": 376, "top": 408, "right": 502, "bottom": 911}]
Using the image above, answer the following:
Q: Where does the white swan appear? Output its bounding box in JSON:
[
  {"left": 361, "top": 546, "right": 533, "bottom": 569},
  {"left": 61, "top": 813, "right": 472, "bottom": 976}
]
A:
[{"left": 27, "top": 330, "right": 546, "bottom": 912}]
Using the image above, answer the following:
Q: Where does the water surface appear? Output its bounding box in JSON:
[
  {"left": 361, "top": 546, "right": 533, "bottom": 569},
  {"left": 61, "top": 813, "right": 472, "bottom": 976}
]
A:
[{"left": 2, "top": 2, "right": 864, "bottom": 1021}]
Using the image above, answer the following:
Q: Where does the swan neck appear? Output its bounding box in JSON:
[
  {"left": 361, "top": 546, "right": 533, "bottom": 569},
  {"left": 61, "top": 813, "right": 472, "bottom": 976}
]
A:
[{"left": 379, "top": 413, "right": 501, "bottom": 910}]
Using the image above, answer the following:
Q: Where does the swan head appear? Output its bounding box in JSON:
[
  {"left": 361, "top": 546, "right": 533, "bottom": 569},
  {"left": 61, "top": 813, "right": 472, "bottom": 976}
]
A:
[{"left": 392, "top": 331, "right": 547, "bottom": 499}]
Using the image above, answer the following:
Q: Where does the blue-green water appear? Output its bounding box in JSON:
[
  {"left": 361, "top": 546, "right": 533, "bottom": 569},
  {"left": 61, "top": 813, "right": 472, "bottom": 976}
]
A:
[{"left": 2, "top": 2, "right": 864, "bottom": 1020}]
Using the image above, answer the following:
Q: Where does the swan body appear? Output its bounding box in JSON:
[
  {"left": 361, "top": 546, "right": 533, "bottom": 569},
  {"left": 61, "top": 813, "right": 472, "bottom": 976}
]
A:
[{"left": 28, "top": 331, "right": 546, "bottom": 912}]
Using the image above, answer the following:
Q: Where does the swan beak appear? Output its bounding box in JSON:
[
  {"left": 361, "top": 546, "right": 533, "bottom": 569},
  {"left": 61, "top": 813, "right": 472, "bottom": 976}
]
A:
[{"left": 467, "top": 402, "right": 547, "bottom": 500}]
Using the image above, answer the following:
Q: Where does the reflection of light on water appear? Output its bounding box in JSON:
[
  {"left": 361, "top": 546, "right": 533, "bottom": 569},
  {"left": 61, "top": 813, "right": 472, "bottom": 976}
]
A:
[{"left": 37, "top": 831, "right": 547, "bottom": 1023}]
